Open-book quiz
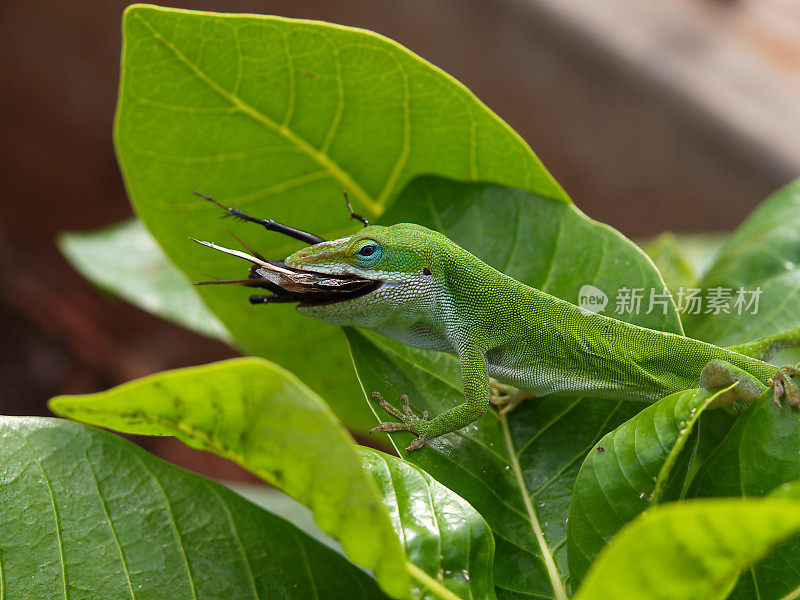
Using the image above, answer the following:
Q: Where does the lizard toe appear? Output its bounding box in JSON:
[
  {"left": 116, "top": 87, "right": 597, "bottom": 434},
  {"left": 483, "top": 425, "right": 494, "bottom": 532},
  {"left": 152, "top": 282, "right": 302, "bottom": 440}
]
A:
[
  {"left": 369, "top": 421, "right": 418, "bottom": 436},
  {"left": 771, "top": 367, "right": 800, "bottom": 409},
  {"left": 371, "top": 392, "right": 406, "bottom": 420},
  {"left": 406, "top": 436, "right": 428, "bottom": 451},
  {"left": 370, "top": 392, "right": 429, "bottom": 447}
]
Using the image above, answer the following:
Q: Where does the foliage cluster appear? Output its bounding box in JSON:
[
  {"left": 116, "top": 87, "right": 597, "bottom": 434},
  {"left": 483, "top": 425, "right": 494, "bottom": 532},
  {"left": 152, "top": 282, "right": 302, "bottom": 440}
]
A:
[{"left": 7, "top": 5, "right": 800, "bottom": 599}]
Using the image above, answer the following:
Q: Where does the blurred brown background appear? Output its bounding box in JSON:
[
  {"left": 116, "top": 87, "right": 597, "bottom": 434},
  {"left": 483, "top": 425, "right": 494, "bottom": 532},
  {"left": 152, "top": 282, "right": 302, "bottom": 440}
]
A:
[{"left": 2, "top": 0, "right": 799, "bottom": 478}]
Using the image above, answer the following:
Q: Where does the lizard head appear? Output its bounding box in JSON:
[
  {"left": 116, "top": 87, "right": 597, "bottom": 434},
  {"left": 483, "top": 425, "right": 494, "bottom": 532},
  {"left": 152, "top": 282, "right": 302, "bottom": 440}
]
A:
[{"left": 284, "top": 222, "right": 447, "bottom": 327}]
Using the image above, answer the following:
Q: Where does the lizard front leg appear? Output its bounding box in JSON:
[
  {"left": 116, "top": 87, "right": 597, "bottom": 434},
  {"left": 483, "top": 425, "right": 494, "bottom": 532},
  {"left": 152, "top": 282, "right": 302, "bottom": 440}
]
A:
[{"left": 369, "top": 345, "right": 490, "bottom": 451}]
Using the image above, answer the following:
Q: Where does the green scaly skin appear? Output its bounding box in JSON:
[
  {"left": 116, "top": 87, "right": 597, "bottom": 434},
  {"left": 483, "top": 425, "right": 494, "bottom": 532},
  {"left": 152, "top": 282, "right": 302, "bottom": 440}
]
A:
[{"left": 281, "top": 223, "right": 800, "bottom": 451}]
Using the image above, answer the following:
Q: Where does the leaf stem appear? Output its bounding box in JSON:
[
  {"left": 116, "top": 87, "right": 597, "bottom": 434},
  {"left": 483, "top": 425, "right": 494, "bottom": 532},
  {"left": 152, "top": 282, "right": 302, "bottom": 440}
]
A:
[
  {"left": 501, "top": 415, "right": 568, "bottom": 600},
  {"left": 649, "top": 384, "right": 735, "bottom": 506},
  {"left": 406, "top": 561, "right": 465, "bottom": 600}
]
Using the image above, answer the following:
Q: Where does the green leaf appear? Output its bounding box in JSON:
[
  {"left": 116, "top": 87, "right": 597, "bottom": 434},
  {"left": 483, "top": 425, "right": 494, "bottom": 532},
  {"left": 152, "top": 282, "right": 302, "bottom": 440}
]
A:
[
  {"left": 115, "top": 4, "right": 566, "bottom": 434},
  {"left": 50, "top": 357, "right": 409, "bottom": 598},
  {"left": 566, "top": 386, "right": 730, "bottom": 586},
  {"left": 50, "top": 357, "right": 499, "bottom": 599},
  {"left": 385, "top": 177, "right": 681, "bottom": 333},
  {"left": 689, "top": 394, "right": 800, "bottom": 499},
  {"left": 572, "top": 498, "right": 800, "bottom": 600},
  {"left": 640, "top": 232, "right": 726, "bottom": 298},
  {"left": 640, "top": 233, "right": 698, "bottom": 296},
  {"left": 684, "top": 178, "right": 800, "bottom": 344},
  {"left": 687, "top": 393, "right": 800, "bottom": 600},
  {"left": 234, "top": 450, "right": 500, "bottom": 600},
  {"left": 59, "top": 218, "right": 231, "bottom": 342},
  {"left": 361, "top": 448, "right": 497, "bottom": 600},
  {"left": 769, "top": 478, "right": 800, "bottom": 499},
  {"left": 0, "top": 416, "right": 389, "bottom": 600}
]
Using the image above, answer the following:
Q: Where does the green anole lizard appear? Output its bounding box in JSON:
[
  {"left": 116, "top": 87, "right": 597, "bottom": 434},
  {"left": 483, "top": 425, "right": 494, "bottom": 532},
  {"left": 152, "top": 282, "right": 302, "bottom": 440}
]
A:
[{"left": 194, "top": 194, "right": 800, "bottom": 451}]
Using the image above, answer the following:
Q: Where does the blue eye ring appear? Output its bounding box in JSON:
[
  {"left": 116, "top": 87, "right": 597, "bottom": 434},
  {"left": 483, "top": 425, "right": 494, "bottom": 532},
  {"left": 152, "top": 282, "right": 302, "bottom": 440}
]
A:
[{"left": 355, "top": 240, "right": 382, "bottom": 263}]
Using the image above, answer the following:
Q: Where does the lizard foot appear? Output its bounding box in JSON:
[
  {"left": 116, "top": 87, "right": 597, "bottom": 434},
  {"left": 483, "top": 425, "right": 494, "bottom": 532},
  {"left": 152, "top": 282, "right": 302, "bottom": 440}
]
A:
[
  {"left": 499, "top": 391, "right": 533, "bottom": 416},
  {"left": 488, "top": 380, "right": 532, "bottom": 415},
  {"left": 489, "top": 380, "right": 516, "bottom": 405},
  {"left": 768, "top": 366, "right": 800, "bottom": 408},
  {"left": 369, "top": 392, "right": 430, "bottom": 451}
]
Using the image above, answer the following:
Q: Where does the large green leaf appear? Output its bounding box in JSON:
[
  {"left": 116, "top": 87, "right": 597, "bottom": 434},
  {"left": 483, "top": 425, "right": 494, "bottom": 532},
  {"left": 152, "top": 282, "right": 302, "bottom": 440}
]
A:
[
  {"left": 572, "top": 498, "right": 800, "bottom": 600},
  {"left": 0, "top": 416, "right": 389, "bottom": 600},
  {"left": 59, "top": 218, "right": 230, "bottom": 342},
  {"left": 567, "top": 386, "right": 731, "bottom": 586},
  {"left": 50, "top": 358, "right": 498, "bottom": 600},
  {"left": 687, "top": 393, "right": 800, "bottom": 599},
  {"left": 684, "top": 179, "right": 800, "bottom": 345},
  {"left": 690, "top": 395, "right": 800, "bottom": 499},
  {"left": 50, "top": 357, "right": 409, "bottom": 598},
  {"left": 361, "top": 448, "right": 497, "bottom": 600},
  {"left": 115, "top": 4, "right": 566, "bottom": 434}
]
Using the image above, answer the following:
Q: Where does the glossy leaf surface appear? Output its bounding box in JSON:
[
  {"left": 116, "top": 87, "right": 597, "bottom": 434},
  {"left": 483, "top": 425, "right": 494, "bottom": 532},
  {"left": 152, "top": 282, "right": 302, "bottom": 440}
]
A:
[
  {"left": 362, "top": 448, "right": 497, "bottom": 600},
  {"left": 50, "top": 358, "right": 408, "bottom": 597},
  {"left": 573, "top": 498, "right": 800, "bottom": 600},
  {"left": 0, "top": 417, "right": 389, "bottom": 600},
  {"left": 567, "top": 387, "right": 729, "bottom": 585}
]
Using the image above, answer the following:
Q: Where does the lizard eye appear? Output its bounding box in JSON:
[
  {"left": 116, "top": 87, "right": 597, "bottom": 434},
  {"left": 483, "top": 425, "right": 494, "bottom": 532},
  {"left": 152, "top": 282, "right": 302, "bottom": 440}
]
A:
[{"left": 355, "top": 241, "right": 382, "bottom": 264}]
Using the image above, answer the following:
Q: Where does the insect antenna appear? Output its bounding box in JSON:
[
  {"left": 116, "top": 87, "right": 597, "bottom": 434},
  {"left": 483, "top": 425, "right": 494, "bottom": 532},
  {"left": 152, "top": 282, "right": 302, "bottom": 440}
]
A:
[
  {"left": 194, "top": 190, "right": 326, "bottom": 244},
  {"left": 223, "top": 227, "right": 267, "bottom": 262},
  {"left": 342, "top": 190, "right": 369, "bottom": 227}
]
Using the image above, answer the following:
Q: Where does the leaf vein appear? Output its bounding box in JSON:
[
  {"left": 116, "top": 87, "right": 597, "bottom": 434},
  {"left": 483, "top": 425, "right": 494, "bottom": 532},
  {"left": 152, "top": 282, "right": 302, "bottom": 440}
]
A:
[
  {"left": 23, "top": 438, "right": 68, "bottom": 600},
  {"left": 501, "top": 416, "right": 567, "bottom": 600},
  {"left": 83, "top": 450, "right": 136, "bottom": 600},
  {"left": 208, "top": 487, "right": 259, "bottom": 600},
  {"left": 137, "top": 458, "right": 199, "bottom": 600},
  {"left": 134, "top": 12, "right": 379, "bottom": 216}
]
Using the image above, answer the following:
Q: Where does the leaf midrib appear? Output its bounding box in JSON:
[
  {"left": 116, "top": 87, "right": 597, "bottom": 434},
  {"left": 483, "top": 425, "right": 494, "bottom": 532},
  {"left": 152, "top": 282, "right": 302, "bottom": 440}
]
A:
[
  {"left": 501, "top": 417, "right": 568, "bottom": 600},
  {"left": 24, "top": 438, "right": 68, "bottom": 600},
  {"left": 132, "top": 12, "right": 381, "bottom": 217},
  {"left": 83, "top": 451, "right": 136, "bottom": 600}
]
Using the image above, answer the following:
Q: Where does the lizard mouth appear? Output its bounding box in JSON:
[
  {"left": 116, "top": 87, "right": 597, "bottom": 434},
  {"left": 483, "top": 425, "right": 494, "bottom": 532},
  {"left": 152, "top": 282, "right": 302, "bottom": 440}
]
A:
[
  {"left": 190, "top": 239, "right": 381, "bottom": 307},
  {"left": 247, "top": 261, "right": 382, "bottom": 307}
]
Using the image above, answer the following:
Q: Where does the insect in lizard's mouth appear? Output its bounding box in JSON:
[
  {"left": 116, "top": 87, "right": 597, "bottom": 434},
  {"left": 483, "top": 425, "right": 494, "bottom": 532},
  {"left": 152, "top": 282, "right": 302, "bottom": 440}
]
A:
[
  {"left": 190, "top": 239, "right": 382, "bottom": 307},
  {"left": 247, "top": 261, "right": 383, "bottom": 307}
]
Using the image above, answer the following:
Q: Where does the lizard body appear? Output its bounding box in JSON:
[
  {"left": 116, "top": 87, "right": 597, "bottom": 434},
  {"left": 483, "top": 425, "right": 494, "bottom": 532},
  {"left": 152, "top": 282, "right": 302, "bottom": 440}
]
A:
[{"left": 197, "top": 209, "right": 800, "bottom": 450}]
